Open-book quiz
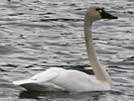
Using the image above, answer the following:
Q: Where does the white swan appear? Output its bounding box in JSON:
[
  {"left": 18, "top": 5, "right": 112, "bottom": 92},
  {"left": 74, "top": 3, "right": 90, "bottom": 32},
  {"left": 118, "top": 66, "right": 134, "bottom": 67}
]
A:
[{"left": 13, "top": 6, "right": 117, "bottom": 92}]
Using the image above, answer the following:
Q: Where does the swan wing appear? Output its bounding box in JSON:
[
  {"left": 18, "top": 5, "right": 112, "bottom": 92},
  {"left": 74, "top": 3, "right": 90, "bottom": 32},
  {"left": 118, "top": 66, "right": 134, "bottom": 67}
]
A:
[
  {"left": 13, "top": 68, "right": 66, "bottom": 91},
  {"left": 13, "top": 68, "right": 61, "bottom": 85},
  {"left": 30, "top": 68, "right": 60, "bottom": 82}
]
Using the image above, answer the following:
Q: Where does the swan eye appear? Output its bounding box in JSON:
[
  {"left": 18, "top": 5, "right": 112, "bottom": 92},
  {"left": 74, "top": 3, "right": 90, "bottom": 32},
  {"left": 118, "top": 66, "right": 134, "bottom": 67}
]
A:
[
  {"left": 98, "top": 9, "right": 103, "bottom": 13},
  {"left": 96, "top": 8, "right": 104, "bottom": 13}
]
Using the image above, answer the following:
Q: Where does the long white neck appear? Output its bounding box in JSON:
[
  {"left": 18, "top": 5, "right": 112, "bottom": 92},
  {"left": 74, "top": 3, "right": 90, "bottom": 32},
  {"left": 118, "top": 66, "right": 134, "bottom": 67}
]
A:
[{"left": 84, "top": 13, "right": 111, "bottom": 83}]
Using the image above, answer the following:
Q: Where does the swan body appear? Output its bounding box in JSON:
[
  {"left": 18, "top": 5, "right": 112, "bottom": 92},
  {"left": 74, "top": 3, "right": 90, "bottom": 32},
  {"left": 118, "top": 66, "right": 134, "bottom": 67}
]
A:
[
  {"left": 13, "top": 6, "right": 117, "bottom": 92},
  {"left": 13, "top": 67, "right": 111, "bottom": 91}
]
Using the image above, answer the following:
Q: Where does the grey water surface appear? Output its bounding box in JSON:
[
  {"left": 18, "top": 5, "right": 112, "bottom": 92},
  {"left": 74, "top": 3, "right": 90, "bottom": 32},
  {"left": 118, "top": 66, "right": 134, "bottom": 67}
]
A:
[{"left": 0, "top": 0, "right": 134, "bottom": 101}]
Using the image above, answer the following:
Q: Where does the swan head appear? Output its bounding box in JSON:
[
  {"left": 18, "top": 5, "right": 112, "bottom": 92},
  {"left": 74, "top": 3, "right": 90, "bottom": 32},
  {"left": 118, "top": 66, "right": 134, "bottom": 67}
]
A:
[{"left": 86, "top": 6, "right": 118, "bottom": 22}]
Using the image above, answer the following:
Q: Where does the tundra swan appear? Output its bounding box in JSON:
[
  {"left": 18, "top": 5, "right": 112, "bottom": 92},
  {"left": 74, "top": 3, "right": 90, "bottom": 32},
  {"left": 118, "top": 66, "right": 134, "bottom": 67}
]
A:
[{"left": 13, "top": 6, "right": 117, "bottom": 92}]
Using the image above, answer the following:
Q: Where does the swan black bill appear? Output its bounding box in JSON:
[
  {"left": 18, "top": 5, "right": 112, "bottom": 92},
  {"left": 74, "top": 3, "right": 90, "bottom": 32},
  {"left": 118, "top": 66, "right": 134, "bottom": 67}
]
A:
[{"left": 100, "top": 11, "right": 118, "bottom": 19}]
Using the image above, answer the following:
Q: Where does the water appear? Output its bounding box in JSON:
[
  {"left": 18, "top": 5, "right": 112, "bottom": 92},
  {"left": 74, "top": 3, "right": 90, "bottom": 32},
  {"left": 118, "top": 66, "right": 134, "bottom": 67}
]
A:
[{"left": 0, "top": 0, "right": 134, "bottom": 100}]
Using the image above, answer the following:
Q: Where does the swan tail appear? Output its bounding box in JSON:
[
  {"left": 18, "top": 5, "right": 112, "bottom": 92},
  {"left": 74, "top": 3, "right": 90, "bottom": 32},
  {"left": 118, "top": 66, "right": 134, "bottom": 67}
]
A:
[
  {"left": 13, "top": 79, "right": 65, "bottom": 91},
  {"left": 13, "top": 79, "right": 46, "bottom": 91},
  {"left": 13, "top": 79, "right": 36, "bottom": 86}
]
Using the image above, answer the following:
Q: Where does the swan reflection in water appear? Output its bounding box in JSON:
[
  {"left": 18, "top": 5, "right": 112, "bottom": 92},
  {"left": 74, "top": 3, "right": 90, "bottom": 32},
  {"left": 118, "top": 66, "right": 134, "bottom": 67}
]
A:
[{"left": 19, "top": 90, "right": 104, "bottom": 100}]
